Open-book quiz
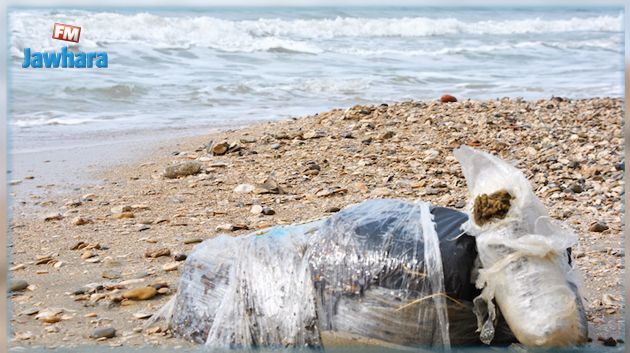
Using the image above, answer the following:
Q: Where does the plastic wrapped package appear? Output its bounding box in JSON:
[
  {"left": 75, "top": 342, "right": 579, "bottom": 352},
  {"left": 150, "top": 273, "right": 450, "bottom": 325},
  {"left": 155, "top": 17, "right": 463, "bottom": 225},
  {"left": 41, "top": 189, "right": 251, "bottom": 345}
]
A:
[
  {"left": 156, "top": 221, "right": 325, "bottom": 347},
  {"left": 454, "top": 146, "right": 588, "bottom": 347},
  {"left": 308, "top": 200, "right": 477, "bottom": 348},
  {"left": 151, "top": 146, "right": 584, "bottom": 349},
  {"left": 149, "top": 199, "right": 516, "bottom": 349}
]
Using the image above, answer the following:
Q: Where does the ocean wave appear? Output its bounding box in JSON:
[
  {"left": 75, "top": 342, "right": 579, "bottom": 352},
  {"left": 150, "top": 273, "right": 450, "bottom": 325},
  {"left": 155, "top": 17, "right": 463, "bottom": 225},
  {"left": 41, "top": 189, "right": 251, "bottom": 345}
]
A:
[
  {"left": 335, "top": 38, "right": 622, "bottom": 57},
  {"left": 63, "top": 83, "right": 147, "bottom": 99},
  {"left": 12, "top": 117, "right": 96, "bottom": 127},
  {"left": 9, "top": 10, "right": 622, "bottom": 54}
]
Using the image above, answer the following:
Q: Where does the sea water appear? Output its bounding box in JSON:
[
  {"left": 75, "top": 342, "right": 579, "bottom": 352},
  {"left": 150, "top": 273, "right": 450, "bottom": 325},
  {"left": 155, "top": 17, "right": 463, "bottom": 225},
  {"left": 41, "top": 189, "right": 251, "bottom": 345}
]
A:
[{"left": 7, "top": 6, "right": 624, "bottom": 181}]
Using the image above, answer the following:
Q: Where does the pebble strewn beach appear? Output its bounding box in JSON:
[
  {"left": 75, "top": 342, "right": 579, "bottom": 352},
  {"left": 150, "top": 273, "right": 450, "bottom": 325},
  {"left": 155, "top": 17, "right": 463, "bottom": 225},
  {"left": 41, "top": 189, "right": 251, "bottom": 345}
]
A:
[{"left": 9, "top": 97, "right": 624, "bottom": 348}]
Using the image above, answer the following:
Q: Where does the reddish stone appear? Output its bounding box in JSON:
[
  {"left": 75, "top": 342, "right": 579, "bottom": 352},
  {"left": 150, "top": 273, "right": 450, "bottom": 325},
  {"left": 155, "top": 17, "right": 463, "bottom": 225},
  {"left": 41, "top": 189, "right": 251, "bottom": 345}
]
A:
[{"left": 440, "top": 94, "right": 457, "bottom": 103}]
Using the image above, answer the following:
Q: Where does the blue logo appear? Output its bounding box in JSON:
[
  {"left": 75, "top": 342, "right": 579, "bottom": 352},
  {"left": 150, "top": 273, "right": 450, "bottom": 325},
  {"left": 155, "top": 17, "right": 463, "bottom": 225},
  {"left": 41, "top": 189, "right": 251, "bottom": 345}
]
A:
[{"left": 22, "top": 47, "right": 108, "bottom": 69}]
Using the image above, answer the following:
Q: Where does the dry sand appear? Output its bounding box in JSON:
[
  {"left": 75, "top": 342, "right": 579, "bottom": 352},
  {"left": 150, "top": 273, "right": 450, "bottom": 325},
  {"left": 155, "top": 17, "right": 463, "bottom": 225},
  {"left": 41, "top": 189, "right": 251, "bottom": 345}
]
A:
[{"left": 8, "top": 97, "right": 624, "bottom": 349}]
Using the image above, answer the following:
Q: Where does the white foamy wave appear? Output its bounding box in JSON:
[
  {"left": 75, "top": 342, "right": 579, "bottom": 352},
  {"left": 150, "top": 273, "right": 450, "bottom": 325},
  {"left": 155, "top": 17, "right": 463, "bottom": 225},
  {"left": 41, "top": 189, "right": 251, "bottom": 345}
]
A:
[
  {"left": 198, "top": 77, "right": 373, "bottom": 99},
  {"left": 274, "top": 78, "right": 373, "bottom": 95},
  {"left": 13, "top": 117, "right": 96, "bottom": 127},
  {"left": 335, "top": 37, "right": 622, "bottom": 57},
  {"left": 9, "top": 10, "right": 622, "bottom": 54}
]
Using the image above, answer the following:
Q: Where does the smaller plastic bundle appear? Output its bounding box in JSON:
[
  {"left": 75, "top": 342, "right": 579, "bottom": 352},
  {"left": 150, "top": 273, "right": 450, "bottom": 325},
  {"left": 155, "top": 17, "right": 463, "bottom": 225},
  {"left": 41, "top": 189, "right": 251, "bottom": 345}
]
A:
[
  {"left": 159, "top": 221, "right": 324, "bottom": 347},
  {"left": 454, "top": 146, "right": 588, "bottom": 347}
]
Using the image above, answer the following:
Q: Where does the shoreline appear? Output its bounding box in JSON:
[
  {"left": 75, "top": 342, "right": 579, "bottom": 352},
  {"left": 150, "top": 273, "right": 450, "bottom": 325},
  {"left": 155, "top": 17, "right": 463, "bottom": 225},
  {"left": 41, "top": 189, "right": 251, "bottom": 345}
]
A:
[
  {"left": 8, "top": 122, "right": 260, "bottom": 217},
  {"left": 8, "top": 97, "right": 624, "bottom": 348}
]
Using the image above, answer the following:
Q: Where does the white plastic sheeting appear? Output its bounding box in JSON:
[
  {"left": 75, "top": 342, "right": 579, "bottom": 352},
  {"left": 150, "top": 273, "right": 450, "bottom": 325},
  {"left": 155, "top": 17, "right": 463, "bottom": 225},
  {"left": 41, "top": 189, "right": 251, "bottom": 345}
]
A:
[{"left": 454, "top": 146, "right": 588, "bottom": 347}]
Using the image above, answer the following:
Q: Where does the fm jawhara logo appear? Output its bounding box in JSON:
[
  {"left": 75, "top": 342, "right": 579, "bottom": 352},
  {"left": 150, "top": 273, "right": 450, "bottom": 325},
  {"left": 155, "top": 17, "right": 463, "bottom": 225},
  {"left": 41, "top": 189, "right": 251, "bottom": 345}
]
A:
[
  {"left": 52, "top": 23, "right": 81, "bottom": 43},
  {"left": 22, "top": 22, "right": 108, "bottom": 69}
]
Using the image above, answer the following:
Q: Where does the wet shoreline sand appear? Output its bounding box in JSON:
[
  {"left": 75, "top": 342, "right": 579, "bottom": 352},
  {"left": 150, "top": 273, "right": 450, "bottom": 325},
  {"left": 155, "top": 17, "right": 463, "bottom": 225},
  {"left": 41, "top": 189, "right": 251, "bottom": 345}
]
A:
[{"left": 8, "top": 97, "right": 624, "bottom": 349}]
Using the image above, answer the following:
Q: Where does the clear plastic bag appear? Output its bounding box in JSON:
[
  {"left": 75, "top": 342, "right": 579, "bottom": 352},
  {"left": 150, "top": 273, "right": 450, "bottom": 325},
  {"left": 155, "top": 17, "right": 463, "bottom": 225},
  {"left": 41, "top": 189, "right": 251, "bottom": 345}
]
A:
[
  {"left": 149, "top": 199, "right": 515, "bottom": 349},
  {"left": 454, "top": 146, "right": 588, "bottom": 347},
  {"left": 155, "top": 221, "right": 325, "bottom": 347}
]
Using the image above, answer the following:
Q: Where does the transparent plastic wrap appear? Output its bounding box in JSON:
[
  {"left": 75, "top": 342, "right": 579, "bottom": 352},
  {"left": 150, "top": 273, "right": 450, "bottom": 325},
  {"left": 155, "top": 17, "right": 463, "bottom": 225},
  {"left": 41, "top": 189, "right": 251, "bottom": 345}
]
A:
[
  {"left": 149, "top": 198, "right": 516, "bottom": 349},
  {"left": 454, "top": 146, "right": 588, "bottom": 347},
  {"left": 153, "top": 221, "right": 325, "bottom": 347},
  {"left": 308, "top": 199, "right": 514, "bottom": 348}
]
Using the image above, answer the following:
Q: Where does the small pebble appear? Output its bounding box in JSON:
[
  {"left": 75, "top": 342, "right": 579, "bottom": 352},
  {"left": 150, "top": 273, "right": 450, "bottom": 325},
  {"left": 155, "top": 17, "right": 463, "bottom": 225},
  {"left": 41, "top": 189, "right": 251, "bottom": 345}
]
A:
[
  {"left": 145, "top": 248, "right": 171, "bottom": 258},
  {"left": 162, "top": 262, "right": 179, "bottom": 272},
  {"left": 589, "top": 222, "right": 609, "bottom": 233},
  {"left": 216, "top": 223, "right": 235, "bottom": 232},
  {"left": 90, "top": 327, "right": 116, "bottom": 339},
  {"left": 112, "top": 212, "right": 135, "bottom": 219},
  {"left": 440, "top": 94, "right": 457, "bottom": 103},
  {"left": 10, "top": 264, "right": 26, "bottom": 271},
  {"left": 43, "top": 213, "right": 63, "bottom": 221},
  {"left": 568, "top": 183, "right": 584, "bottom": 194},
  {"left": 133, "top": 312, "right": 152, "bottom": 320},
  {"left": 234, "top": 184, "right": 255, "bottom": 193},
  {"left": 10, "top": 280, "right": 29, "bottom": 292},
  {"left": 110, "top": 205, "right": 132, "bottom": 214},
  {"left": 101, "top": 270, "right": 121, "bottom": 280},
  {"left": 163, "top": 161, "right": 202, "bottom": 179},
  {"left": 81, "top": 250, "right": 96, "bottom": 260},
  {"left": 72, "top": 217, "right": 91, "bottom": 226},
  {"left": 20, "top": 308, "right": 39, "bottom": 316},
  {"left": 262, "top": 207, "right": 275, "bottom": 215},
  {"left": 122, "top": 287, "right": 157, "bottom": 301},
  {"left": 598, "top": 336, "right": 618, "bottom": 347}
]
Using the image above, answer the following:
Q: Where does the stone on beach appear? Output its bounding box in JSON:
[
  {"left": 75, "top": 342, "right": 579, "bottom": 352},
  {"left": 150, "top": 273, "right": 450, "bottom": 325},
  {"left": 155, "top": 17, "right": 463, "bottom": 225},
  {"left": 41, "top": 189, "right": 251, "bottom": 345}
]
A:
[
  {"left": 211, "top": 141, "right": 230, "bottom": 155},
  {"left": 110, "top": 205, "right": 132, "bottom": 214},
  {"left": 262, "top": 207, "right": 275, "bottom": 215},
  {"left": 589, "top": 222, "right": 609, "bottom": 233},
  {"left": 216, "top": 223, "right": 249, "bottom": 232},
  {"left": 162, "top": 262, "right": 179, "bottom": 271},
  {"left": 174, "top": 253, "right": 187, "bottom": 261},
  {"left": 10, "top": 279, "right": 29, "bottom": 292},
  {"left": 163, "top": 161, "right": 202, "bottom": 179},
  {"left": 35, "top": 309, "right": 63, "bottom": 324},
  {"left": 234, "top": 183, "right": 256, "bottom": 193},
  {"left": 43, "top": 213, "right": 63, "bottom": 221},
  {"left": 145, "top": 248, "right": 171, "bottom": 258},
  {"left": 122, "top": 287, "right": 158, "bottom": 300},
  {"left": 250, "top": 204, "right": 264, "bottom": 214},
  {"left": 90, "top": 327, "right": 116, "bottom": 339},
  {"left": 112, "top": 212, "right": 135, "bottom": 219},
  {"left": 72, "top": 217, "right": 91, "bottom": 226},
  {"left": 440, "top": 94, "right": 458, "bottom": 103},
  {"left": 254, "top": 177, "right": 285, "bottom": 194}
]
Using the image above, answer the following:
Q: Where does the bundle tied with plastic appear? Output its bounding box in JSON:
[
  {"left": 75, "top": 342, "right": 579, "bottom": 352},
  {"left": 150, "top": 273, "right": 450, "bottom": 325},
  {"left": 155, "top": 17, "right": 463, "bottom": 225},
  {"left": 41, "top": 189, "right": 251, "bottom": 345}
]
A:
[
  {"left": 149, "top": 200, "right": 509, "bottom": 349},
  {"left": 149, "top": 146, "right": 587, "bottom": 349},
  {"left": 454, "top": 146, "right": 588, "bottom": 347}
]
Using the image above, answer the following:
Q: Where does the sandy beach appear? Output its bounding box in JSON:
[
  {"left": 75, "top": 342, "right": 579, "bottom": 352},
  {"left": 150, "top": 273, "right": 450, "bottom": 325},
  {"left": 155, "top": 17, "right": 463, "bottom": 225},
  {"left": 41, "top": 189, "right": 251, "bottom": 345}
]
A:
[{"left": 8, "top": 97, "right": 624, "bottom": 349}]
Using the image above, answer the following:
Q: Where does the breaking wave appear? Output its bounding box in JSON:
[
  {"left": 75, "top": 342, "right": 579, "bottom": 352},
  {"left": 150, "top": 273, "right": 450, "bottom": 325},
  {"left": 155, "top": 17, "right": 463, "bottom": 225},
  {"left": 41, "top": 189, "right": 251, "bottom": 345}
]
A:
[{"left": 9, "top": 10, "right": 622, "bottom": 54}]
